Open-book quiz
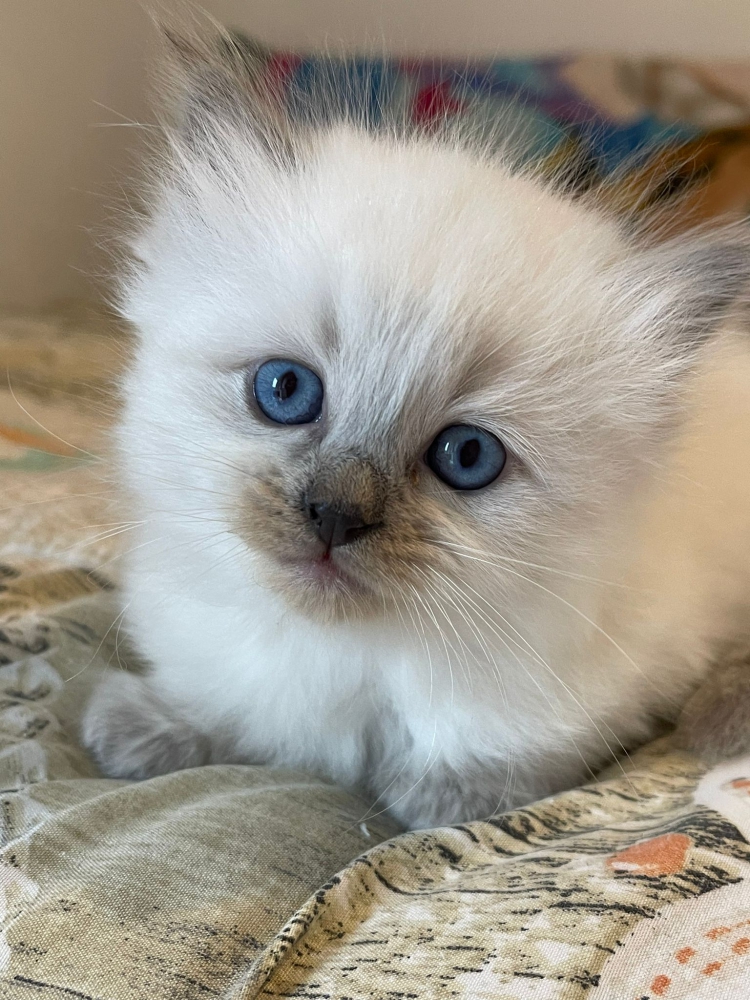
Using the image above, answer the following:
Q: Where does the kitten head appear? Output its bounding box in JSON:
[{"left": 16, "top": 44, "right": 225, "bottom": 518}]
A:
[{"left": 119, "top": 33, "right": 749, "bottom": 628}]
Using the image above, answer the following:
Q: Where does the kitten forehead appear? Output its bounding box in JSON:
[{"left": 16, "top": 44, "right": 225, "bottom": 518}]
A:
[
  {"left": 308, "top": 129, "right": 616, "bottom": 277},
  {"left": 130, "top": 124, "right": 621, "bottom": 361},
  {"left": 284, "top": 130, "right": 622, "bottom": 352}
]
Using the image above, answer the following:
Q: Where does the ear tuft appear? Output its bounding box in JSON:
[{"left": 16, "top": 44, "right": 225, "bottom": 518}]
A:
[
  {"left": 158, "top": 25, "right": 294, "bottom": 168},
  {"left": 622, "top": 225, "right": 750, "bottom": 353}
]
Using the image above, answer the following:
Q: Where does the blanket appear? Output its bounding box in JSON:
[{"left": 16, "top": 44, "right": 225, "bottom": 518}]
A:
[{"left": 1, "top": 53, "right": 750, "bottom": 999}]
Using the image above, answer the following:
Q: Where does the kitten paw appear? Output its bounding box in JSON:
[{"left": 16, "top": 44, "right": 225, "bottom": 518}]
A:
[
  {"left": 672, "top": 657, "right": 750, "bottom": 764},
  {"left": 81, "top": 670, "right": 210, "bottom": 779}
]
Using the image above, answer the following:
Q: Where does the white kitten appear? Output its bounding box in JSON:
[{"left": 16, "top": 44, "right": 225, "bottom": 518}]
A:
[{"left": 82, "top": 33, "right": 750, "bottom": 828}]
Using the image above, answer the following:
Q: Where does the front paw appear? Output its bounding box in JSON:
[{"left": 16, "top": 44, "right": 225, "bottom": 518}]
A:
[
  {"left": 81, "top": 670, "right": 210, "bottom": 779},
  {"left": 672, "top": 658, "right": 750, "bottom": 764}
]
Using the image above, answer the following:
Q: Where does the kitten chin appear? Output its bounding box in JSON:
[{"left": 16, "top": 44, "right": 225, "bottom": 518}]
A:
[
  {"left": 230, "top": 454, "right": 447, "bottom": 623},
  {"left": 81, "top": 29, "right": 750, "bottom": 828}
]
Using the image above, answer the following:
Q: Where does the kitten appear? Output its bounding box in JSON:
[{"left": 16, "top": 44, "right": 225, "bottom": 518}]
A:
[{"left": 82, "top": 31, "right": 750, "bottom": 829}]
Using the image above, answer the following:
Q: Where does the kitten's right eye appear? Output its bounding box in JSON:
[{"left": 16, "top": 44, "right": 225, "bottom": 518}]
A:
[
  {"left": 251, "top": 359, "right": 324, "bottom": 425},
  {"left": 426, "top": 424, "right": 507, "bottom": 490}
]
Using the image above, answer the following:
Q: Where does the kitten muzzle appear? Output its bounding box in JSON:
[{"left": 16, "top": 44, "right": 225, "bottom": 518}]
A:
[{"left": 303, "top": 457, "right": 388, "bottom": 550}]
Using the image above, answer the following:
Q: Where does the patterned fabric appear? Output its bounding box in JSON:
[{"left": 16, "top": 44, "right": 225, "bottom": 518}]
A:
[
  {"left": 247, "top": 752, "right": 750, "bottom": 999},
  {"left": 1, "top": 53, "right": 750, "bottom": 1000}
]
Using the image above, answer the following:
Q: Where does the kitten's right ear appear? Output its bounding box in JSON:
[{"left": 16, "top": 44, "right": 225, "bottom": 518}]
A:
[
  {"left": 158, "top": 27, "right": 295, "bottom": 169},
  {"left": 618, "top": 226, "right": 750, "bottom": 358}
]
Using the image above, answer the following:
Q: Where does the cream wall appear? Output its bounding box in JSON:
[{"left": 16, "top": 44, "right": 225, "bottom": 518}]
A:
[{"left": 3, "top": 0, "right": 750, "bottom": 309}]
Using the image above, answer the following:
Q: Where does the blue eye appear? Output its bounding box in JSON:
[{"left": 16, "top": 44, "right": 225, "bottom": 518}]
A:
[
  {"left": 426, "top": 425, "right": 507, "bottom": 490},
  {"left": 252, "top": 358, "right": 324, "bottom": 425}
]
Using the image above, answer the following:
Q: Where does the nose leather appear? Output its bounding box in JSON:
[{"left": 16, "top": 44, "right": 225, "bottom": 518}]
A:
[{"left": 306, "top": 500, "right": 379, "bottom": 548}]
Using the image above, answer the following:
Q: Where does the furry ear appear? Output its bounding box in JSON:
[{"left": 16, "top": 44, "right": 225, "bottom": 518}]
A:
[
  {"left": 158, "top": 27, "right": 294, "bottom": 168},
  {"left": 621, "top": 227, "right": 750, "bottom": 353}
]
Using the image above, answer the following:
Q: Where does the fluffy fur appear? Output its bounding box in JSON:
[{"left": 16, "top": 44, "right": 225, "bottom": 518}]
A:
[{"left": 82, "top": 32, "right": 750, "bottom": 828}]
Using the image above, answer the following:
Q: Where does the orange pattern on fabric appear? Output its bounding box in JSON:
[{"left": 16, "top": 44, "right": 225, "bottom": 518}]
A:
[
  {"left": 607, "top": 833, "right": 691, "bottom": 876},
  {"left": 651, "top": 973, "right": 671, "bottom": 995},
  {"left": 706, "top": 925, "right": 732, "bottom": 940}
]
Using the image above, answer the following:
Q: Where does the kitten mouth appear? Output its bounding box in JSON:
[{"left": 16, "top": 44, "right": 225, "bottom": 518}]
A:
[{"left": 291, "top": 552, "right": 364, "bottom": 594}]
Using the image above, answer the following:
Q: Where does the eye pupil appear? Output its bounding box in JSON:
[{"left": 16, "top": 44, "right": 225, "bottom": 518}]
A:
[
  {"left": 274, "top": 370, "right": 298, "bottom": 401},
  {"left": 459, "top": 438, "right": 480, "bottom": 468},
  {"left": 426, "top": 425, "right": 506, "bottom": 491}
]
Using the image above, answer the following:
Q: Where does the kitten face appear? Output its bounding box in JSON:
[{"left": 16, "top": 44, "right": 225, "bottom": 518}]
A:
[
  {"left": 202, "top": 138, "right": 635, "bottom": 623},
  {"left": 120, "top": 47, "right": 748, "bottom": 633}
]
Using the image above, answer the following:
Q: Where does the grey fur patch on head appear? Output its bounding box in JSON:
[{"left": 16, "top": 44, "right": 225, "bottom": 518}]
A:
[
  {"left": 159, "top": 26, "right": 295, "bottom": 168},
  {"left": 623, "top": 225, "right": 750, "bottom": 350}
]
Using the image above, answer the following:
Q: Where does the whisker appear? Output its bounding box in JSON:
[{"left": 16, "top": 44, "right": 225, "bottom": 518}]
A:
[
  {"left": 436, "top": 544, "right": 675, "bottom": 709},
  {"left": 59, "top": 521, "right": 144, "bottom": 554},
  {"left": 408, "top": 583, "right": 458, "bottom": 705},
  {"left": 425, "top": 566, "right": 632, "bottom": 785},
  {"left": 432, "top": 538, "right": 634, "bottom": 589},
  {"left": 0, "top": 489, "right": 117, "bottom": 516},
  {"left": 5, "top": 373, "right": 100, "bottom": 461},
  {"left": 63, "top": 600, "right": 131, "bottom": 685},
  {"left": 356, "top": 719, "right": 442, "bottom": 827},
  {"left": 415, "top": 565, "right": 508, "bottom": 710},
  {"left": 392, "top": 580, "right": 436, "bottom": 708}
]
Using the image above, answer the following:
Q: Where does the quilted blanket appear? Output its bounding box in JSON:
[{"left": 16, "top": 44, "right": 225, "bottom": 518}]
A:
[{"left": 1, "top": 54, "right": 750, "bottom": 999}]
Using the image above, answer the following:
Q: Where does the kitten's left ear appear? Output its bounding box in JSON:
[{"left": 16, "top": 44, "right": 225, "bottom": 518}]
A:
[
  {"left": 158, "top": 26, "right": 295, "bottom": 168},
  {"left": 622, "top": 227, "right": 750, "bottom": 352}
]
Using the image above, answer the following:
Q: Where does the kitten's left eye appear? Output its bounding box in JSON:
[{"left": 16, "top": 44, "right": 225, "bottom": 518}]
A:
[
  {"left": 426, "top": 425, "right": 507, "bottom": 490},
  {"left": 252, "top": 359, "right": 324, "bottom": 425}
]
